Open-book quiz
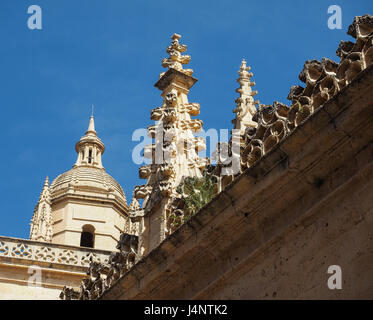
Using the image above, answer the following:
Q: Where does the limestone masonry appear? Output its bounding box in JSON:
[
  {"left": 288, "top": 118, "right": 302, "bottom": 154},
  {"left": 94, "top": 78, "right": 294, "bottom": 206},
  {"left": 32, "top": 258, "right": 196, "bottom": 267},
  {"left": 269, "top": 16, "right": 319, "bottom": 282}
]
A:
[{"left": 1, "top": 14, "right": 372, "bottom": 300}]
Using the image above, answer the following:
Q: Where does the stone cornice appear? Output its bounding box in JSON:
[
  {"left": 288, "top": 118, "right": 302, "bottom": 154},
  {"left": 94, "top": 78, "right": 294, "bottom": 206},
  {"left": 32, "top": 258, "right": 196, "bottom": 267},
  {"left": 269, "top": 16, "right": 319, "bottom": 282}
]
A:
[
  {"left": 154, "top": 68, "right": 197, "bottom": 91},
  {"left": 50, "top": 191, "right": 129, "bottom": 217}
]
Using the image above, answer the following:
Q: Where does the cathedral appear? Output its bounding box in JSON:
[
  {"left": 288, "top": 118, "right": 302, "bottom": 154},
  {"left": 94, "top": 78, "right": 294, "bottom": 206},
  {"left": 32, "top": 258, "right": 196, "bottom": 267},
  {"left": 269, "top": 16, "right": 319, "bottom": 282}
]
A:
[
  {"left": 0, "top": 112, "right": 130, "bottom": 299},
  {"left": 1, "top": 14, "right": 373, "bottom": 300}
]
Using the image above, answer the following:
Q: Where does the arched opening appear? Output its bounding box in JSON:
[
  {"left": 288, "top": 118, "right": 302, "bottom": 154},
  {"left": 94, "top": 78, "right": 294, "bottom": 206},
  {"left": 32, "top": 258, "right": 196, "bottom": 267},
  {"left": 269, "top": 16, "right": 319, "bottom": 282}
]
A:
[
  {"left": 80, "top": 225, "right": 95, "bottom": 248},
  {"left": 88, "top": 149, "right": 93, "bottom": 164}
]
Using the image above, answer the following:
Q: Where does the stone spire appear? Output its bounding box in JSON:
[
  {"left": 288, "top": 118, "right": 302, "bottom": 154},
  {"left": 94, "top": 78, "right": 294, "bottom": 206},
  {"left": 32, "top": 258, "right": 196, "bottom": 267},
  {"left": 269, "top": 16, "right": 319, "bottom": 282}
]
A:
[
  {"left": 232, "top": 59, "right": 259, "bottom": 135},
  {"left": 87, "top": 115, "right": 96, "bottom": 134},
  {"left": 30, "top": 176, "right": 53, "bottom": 242},
  {"left": 74, "top": 114, "right": 105, "bottom": 168},
  {"left": 131, "top": 33, "right": 207, "bottom": 256}
]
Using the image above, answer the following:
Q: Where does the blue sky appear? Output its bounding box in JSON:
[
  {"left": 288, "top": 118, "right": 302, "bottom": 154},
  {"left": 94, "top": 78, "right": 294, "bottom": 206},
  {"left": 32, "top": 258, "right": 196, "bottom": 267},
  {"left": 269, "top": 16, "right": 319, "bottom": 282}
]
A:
[{"left": 0, "top": 0, "right": 371, "bottom": 238}]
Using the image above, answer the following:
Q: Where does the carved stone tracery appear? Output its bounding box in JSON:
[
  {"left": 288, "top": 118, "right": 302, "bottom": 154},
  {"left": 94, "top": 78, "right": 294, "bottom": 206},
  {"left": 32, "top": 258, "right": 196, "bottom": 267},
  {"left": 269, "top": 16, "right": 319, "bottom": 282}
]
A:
[{"left": 239, "top": 14, "right": 373, "bottom": 171}]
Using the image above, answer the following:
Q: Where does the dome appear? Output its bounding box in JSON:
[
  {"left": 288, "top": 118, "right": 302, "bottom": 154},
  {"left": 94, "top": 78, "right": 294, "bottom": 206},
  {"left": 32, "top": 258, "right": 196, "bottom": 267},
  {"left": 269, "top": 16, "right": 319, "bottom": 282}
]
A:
[{"left": 50, "top": 166, "right": 127, "bottom": 206}]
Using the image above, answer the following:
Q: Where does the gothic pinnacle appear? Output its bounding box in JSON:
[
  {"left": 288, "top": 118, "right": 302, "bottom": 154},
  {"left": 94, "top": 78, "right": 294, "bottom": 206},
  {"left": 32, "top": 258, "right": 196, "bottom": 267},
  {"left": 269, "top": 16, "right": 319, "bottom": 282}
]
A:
[
  {"left": 39, "top": 176, "right": 50, "bottom": 202},
  {"left": 43, "top": 176, "right": 49, "bottom": 187},
  {"left": 232, "top": 59, "right": 258, "bottom": 133}
]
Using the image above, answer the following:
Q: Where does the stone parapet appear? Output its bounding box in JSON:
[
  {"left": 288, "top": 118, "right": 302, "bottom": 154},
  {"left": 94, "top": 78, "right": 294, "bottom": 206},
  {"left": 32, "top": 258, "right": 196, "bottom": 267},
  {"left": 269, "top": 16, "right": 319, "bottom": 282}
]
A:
[
  {"left": 0, "top": 236, "right": 111, "bottom": 270},
  {"left": 0, "top": 236, "right": 112, "bottom": 299}
]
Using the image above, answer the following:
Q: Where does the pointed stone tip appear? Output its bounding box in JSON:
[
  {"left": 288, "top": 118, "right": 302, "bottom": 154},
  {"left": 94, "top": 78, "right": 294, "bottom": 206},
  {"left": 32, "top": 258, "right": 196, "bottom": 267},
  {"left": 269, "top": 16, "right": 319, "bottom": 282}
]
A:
[
  {"left": 87, "top": 113, "right": 96, "bottom": 134},
  {"left": 238, "top": 58, "right": 252, "bottom": 79},
  {"left": 171, "top": 33, "right": 181, "bottom": 40},
  {"left": 240, "top": 59, "right": 248, "bottom": 69}
]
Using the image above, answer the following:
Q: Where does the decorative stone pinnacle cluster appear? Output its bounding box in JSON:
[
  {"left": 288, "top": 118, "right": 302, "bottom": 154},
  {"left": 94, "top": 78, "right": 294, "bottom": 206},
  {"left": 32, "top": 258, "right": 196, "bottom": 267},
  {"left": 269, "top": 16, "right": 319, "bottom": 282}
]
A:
[
  {"left": 128, "top": 33, "right": 208, "bottom": 256},
  {"left": 232, "top": 59, "right": 259, "bottom": 135},
  {"left": 240, "top": 14, "right": 373, "bottom": 171}
]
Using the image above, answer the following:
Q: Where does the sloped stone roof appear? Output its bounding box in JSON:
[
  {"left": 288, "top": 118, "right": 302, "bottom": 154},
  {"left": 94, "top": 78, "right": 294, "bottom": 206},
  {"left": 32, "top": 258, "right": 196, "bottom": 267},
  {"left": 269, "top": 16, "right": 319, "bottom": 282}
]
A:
[{"left": 50, "top": 166, "right": 127, "bottom": 206}]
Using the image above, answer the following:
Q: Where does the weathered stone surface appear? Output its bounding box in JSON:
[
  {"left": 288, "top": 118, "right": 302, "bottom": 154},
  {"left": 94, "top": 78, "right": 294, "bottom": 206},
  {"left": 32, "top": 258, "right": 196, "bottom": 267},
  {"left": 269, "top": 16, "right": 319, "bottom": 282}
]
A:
[
  {"left": 64, "top": 14, "right": 373, "bottom": 300},
  {"left": 129, "top": 33, "right": 208, "bottom": 258},
  {"left": 0, "top": 236, "right": 112, "bottom": 300},
  {"left": 100, "top": 63, "right": 373, "bottom": 300}
]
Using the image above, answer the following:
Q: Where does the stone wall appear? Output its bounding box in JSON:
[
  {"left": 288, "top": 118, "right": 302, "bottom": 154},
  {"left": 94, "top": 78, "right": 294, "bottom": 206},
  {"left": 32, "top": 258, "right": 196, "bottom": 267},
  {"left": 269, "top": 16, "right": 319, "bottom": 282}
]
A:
[{"left": 100, "top": 64, "right": 373, "bottom": 300}]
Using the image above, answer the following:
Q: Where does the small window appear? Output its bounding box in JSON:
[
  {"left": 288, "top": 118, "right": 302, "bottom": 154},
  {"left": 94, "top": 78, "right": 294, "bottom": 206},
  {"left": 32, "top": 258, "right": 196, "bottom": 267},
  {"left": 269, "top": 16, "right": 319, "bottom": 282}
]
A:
[
  {"left": 80, "top": 225, "right": 95, "bottom": 248},
  {"left": 88, "top": 149, "right": 92, "bottom": 164},
  {"left": 80, "top": 232, "right": 93, "bottom": 248}
]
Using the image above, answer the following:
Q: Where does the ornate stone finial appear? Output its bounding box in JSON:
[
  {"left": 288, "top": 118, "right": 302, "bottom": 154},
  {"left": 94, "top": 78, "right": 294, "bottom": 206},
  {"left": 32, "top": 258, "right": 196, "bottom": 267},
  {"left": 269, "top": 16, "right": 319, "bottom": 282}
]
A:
[
  {"left": 232, "top": 59, "right": 259, "bottom": 134},
  {"left": 238, "top": 59, "right": 250, "bottom": 79},
  {"left": 30, "top": 176, "right": 53, "bottom": 242},
  {"left": 161, "top": 33, "right": 194, "bottom": 77}
]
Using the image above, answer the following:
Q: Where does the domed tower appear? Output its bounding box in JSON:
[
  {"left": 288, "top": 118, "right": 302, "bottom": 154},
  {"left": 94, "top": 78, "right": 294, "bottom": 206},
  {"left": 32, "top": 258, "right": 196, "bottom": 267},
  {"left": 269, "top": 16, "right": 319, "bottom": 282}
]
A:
[{"left": 30, "top": 114, "right": 129, "bottom": 251}]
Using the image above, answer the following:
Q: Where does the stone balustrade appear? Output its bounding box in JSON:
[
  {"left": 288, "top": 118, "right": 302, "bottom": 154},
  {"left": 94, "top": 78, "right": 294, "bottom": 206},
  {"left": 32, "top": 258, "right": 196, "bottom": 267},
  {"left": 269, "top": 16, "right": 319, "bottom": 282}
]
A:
[{"left": 0, "top": 236, "right": 111, "bottom": 269}]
